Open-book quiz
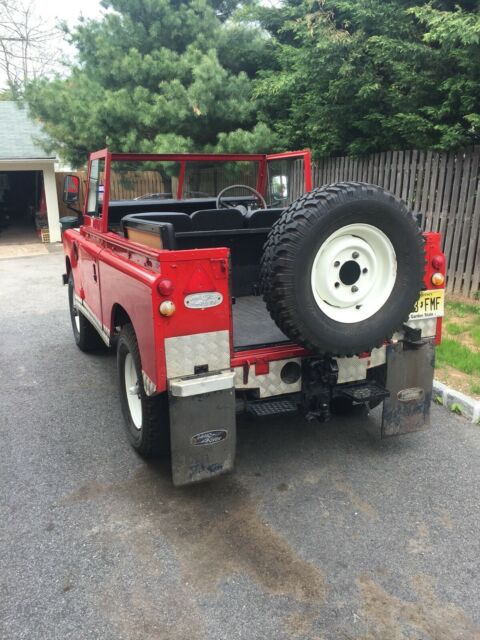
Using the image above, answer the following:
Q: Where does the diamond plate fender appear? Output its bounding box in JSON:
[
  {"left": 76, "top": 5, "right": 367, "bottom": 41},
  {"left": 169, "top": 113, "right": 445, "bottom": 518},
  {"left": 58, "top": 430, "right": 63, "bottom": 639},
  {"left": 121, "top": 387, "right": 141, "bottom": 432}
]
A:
[
  {"left": 381, "top": 340, "right": 435, "bottom": 437},
  {"left": 165, "top": 331, "right": 230, "bottom": 379}
]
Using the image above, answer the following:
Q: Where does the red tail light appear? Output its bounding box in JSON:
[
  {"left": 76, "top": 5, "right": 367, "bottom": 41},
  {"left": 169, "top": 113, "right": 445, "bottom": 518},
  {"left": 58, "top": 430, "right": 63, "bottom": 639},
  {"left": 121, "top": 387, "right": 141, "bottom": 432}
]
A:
[
  {"left": 432, "top": 255, "right": 445, "bottom": 271},
  {"left": 157, "top": 279, "right": 174, "bottom": 296}
]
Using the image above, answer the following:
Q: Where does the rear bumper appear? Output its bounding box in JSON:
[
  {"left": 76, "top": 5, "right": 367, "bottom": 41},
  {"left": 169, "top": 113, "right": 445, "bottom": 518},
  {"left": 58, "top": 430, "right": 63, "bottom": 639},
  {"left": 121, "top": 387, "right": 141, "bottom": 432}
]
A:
[{"left": 166, "top": 336, "right": 435, "bottom": 486}]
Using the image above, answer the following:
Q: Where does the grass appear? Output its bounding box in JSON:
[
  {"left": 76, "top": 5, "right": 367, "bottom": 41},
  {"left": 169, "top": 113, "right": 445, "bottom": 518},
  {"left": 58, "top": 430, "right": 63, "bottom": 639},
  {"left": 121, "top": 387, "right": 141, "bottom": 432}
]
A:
[
  {"left": 471, "top": 325, "right": 480, "bottom": 348},
  {"left": 445, "top": 322, "right": 465, "bottom": 336},
  {"left": 471, "top": 383, "right": 480, "bottom": 396},
  {"left": 435, "top": 299, "right": 480, "bottom": 399},
  {"left": 445, "top": 300, "right": 480, "bottom": 317},
  {"left": 436, "top": 338, "right": 480, "bottom": 375}
]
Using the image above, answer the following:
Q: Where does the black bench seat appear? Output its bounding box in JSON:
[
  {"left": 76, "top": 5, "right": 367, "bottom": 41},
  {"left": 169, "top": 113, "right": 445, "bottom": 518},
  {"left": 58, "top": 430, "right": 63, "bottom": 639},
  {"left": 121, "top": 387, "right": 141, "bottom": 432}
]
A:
[{"left": 121, "top": 207, "right": 286, "bottom": 296}]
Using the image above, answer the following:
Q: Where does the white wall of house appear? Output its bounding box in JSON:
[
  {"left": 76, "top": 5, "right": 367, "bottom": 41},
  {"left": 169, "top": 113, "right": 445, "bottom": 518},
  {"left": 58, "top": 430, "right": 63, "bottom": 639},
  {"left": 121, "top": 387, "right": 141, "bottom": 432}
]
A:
[{"left": 0, "top": 159, "right": 60, "bottom": 242}]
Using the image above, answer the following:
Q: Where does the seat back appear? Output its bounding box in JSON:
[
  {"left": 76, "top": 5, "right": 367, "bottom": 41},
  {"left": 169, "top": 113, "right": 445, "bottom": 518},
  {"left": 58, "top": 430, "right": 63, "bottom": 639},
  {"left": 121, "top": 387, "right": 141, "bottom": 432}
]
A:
[
  {"left": 244, "top": 208, "right": 285, "bottom": 228},
  {"left": 109, "top": 198, "right": 218, "bottom": 224},
  {"left": 121, "top": 212, "right": 193, "bottom": 233},
  {"left": 121, "top": 209, "right": 270, "bottom": 295},
  {"left": 191, "top": 208, "right": 244, "bottom": 231}
]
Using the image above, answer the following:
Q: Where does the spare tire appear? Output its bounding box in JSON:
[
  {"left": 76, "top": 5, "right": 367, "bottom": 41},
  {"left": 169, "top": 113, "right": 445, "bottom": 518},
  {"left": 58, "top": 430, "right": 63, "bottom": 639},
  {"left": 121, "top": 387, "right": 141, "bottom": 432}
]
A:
[{"left": 260, "top": 183, "right": 424, "bottom": 356}]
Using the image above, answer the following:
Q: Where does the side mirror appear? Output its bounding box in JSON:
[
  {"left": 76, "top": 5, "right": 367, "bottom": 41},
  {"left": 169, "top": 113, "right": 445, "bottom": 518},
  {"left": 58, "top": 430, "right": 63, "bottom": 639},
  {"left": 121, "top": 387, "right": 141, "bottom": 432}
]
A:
[{"left": 63, "top": 175, "right": 80, "bottom": 204}]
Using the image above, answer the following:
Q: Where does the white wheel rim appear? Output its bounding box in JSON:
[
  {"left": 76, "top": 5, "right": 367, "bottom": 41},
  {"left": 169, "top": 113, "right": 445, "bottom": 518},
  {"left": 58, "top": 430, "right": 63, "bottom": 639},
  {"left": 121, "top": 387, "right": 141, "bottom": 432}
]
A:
[
  {"left": 71, "top": 293, "right": 81, "bottom": 332},
  {"left": 73, "top": 307, "right": 80, "bottom": 333},
  {"left": 311, "top": 223, "right": 397, "bottom": 324},
  {"left": 124, "top": 353, "right": 142, "bottom": 429}
]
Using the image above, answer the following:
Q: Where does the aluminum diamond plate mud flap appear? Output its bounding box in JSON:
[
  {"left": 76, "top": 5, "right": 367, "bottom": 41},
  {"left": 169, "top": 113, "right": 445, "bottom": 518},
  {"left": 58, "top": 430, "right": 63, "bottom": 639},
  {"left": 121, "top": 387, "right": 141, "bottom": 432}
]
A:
[
  {"left": 169, "top": 371, "right": 236, "bottom": 486},
  {"left": 381, "top": 340, "right": 435, "bottom": 437}
]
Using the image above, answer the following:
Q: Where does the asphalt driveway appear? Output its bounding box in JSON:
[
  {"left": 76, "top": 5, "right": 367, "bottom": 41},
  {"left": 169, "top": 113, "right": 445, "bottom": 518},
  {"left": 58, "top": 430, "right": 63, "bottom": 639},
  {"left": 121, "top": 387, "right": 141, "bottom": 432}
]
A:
[{"left": 1, "top": 251, "right": 479, "bottom": 640}]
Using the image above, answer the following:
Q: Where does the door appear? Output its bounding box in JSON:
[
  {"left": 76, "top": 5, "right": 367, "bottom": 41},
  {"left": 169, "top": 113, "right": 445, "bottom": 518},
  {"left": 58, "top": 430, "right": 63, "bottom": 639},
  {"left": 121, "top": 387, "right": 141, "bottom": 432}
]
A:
[
  {"left": 77, "top": 157, "right": 104, "bottom": 331},
  {"left": 266, "top": 151, "right": 312, "bottom": 205}
]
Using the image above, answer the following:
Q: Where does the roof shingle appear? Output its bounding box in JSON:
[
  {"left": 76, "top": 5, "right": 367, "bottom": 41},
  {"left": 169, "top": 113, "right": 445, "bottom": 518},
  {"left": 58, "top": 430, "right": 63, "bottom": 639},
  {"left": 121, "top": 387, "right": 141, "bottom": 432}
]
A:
[{"left": 0, "top": 101, "right": 55, "bottom": 160}]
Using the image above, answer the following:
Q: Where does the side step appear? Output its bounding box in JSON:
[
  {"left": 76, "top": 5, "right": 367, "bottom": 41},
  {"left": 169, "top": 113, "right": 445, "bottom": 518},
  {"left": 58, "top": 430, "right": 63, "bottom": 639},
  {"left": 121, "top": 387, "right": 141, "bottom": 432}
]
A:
[
  {"left": 246, "top": 398, "right": 298, "bottom": 418},
  {"left": 338, "top": 383, "right": 389, "bottom": 405}
]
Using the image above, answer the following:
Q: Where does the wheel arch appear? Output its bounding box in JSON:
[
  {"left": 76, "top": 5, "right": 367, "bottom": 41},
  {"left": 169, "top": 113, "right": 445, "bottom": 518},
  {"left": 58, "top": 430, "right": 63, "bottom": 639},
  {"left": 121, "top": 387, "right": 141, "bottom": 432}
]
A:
[{"left": 111, "top": 303, "right": 133, "bottom": 335}]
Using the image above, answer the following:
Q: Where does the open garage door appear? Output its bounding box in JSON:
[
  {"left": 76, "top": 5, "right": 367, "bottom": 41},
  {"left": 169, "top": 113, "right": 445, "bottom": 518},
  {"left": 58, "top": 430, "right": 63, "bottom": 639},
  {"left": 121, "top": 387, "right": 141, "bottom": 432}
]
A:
[
  {"left": 0, "top": 170, "right": 45, "bottom": 243},
  {"left": 0, "top": 163, "right": 60, "bottom": 256}
]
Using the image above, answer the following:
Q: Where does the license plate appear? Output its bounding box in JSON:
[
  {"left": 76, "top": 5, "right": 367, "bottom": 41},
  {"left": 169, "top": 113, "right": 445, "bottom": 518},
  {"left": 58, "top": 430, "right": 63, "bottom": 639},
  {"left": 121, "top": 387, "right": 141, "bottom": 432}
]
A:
[{"left": 409, "top": 289, "right": 444, "bottom": 320}]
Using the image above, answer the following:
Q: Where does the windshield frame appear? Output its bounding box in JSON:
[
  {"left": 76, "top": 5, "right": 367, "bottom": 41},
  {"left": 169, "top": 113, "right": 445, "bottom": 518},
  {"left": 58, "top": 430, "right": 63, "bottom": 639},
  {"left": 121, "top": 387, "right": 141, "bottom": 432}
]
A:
[{"left": 81, "top": 149, "right": 311, "bottom": 234}]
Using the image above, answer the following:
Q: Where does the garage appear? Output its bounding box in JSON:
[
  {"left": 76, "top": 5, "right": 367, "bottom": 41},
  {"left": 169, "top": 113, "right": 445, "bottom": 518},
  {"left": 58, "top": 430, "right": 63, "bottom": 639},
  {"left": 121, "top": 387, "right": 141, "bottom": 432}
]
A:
[{"left": 0, "top": 101, "right": 60, "bottom": 247}]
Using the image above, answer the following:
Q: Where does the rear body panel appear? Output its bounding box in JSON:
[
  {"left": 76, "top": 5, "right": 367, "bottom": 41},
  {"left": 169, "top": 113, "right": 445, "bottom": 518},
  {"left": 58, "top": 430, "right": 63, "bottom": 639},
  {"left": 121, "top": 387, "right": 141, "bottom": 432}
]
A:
[
  {"left": 65, "top": 223, "right": 445, "bottom": 394},
  {"left": 66, "top": 227, "right": 443, "bottom": 402}
]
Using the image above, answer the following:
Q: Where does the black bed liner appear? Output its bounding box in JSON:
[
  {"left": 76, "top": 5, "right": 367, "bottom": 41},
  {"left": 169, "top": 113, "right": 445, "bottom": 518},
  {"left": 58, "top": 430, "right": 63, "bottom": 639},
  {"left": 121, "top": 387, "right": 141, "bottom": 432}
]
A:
[{"left": 232, "top": 296, "right": 289, "bottom": 348}]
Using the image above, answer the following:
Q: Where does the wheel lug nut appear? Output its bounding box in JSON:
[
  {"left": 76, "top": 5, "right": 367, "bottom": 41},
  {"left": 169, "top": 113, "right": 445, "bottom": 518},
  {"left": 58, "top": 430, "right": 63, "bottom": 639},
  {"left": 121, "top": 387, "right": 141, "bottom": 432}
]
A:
[
  {"left": 362, "top": 267, "right": 368, "bottom": 274},
  {"left": 334, "top": 282, "right": 340, "bottom": 288},
  {"left": 352, "top": 252, "right": 359, "bottom": 259},
  {"left": 334, "top": 261, "right": 340, "bottom": 267},
  {"left": 351, "top": 285, "right": 358, "bottom": 293}
]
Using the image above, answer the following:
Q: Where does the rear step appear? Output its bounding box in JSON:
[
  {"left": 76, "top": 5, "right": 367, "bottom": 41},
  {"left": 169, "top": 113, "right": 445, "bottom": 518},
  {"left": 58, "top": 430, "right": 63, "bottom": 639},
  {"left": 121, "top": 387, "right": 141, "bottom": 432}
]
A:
[
  {"left": 245, "top": 398, "right": 299, "bottom": 418},
  {"left": 337, "top": 383, "right": 389, "bottom": 405}
]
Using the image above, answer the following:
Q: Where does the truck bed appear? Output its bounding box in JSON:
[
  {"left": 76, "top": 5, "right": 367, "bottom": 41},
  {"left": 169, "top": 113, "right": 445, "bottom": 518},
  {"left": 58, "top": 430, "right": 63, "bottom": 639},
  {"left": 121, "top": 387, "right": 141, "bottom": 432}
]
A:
[{"left": 232, "top": 296, "right": 289, "bottom": 348}]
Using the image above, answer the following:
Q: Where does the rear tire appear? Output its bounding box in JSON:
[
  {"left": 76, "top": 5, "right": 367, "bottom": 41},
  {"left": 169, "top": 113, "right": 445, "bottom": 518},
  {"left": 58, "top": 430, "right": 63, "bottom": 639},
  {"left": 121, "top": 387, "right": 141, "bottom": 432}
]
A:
[
  {"left": 117, "top": 324, "right": 170, "bottom": 457},
  {"left": 68, "top": 273, "right": 105, "bottom": 352},
  {"left": 261, "top": 183, "right": 424, "bottom": 356}
]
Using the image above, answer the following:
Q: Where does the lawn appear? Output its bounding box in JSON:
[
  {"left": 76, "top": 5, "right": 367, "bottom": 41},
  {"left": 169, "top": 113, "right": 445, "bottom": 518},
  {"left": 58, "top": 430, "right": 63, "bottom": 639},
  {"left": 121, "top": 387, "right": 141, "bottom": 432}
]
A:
[{"left": 436, "top": 299, "right": 480, "bottom": 399}]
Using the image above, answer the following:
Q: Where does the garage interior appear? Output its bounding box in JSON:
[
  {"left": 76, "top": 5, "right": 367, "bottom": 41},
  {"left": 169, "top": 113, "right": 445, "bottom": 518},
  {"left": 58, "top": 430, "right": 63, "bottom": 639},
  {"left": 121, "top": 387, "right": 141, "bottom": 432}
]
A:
[{"left": 0, "top": 170, "right": 46, "bottom": 245}]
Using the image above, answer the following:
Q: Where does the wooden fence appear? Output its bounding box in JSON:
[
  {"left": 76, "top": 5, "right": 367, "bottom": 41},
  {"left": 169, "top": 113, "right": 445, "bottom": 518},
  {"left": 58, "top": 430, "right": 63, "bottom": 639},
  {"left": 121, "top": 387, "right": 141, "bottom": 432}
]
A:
[{"left": 312, "top": 149, "right": 480, "bottom": 298}]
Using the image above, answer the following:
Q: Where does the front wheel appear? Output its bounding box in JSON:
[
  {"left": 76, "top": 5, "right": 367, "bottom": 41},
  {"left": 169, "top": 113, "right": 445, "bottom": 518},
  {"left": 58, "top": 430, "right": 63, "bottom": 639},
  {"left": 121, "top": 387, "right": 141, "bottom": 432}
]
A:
[{"left": 117, "top": 324, "right": 170, "bottom": 457}]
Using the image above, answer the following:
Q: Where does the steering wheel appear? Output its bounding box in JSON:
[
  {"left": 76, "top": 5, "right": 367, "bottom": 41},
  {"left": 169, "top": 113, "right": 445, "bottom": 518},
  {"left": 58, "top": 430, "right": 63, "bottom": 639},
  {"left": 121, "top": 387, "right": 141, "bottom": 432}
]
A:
[{"left": 216, "top": 184, "right": 267, "bottom": 210}]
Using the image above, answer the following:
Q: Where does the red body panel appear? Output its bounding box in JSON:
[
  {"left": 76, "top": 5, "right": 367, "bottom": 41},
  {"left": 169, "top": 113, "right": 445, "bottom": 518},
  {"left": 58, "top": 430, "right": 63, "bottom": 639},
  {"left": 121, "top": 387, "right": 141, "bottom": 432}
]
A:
[
  {"left": 422, "top": 232, "right": 446, "bottom": 345},
  {"left": 76, "top": 235, "right": 103, "bottom": 320},
  {"left": 65, "top": 227, "right": 232, "bottom": 393}
]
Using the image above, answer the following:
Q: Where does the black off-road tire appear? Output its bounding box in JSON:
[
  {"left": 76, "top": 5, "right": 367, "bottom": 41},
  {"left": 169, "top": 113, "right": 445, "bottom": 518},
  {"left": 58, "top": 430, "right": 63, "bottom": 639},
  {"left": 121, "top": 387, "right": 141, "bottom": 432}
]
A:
[
  {"left": 68, "top": 273, "right": 105, "bottom": 352},
  {"left": 261, "top": 183, "right": 425, "bottom": 356},
  {"left": 117, "top": 323, "right": 170, "bottom": 457}
]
